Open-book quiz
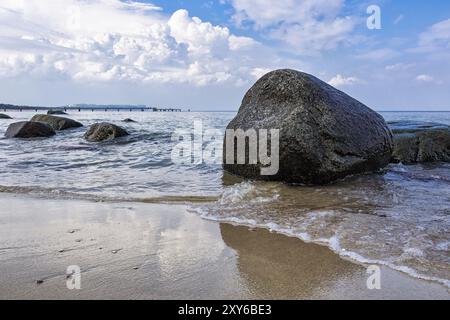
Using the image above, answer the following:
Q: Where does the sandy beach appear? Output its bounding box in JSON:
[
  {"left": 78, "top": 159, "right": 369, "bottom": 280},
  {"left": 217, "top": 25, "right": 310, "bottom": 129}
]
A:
[
  {"left": 1, "top": 0, "right": 450, "bottom": 305},
  {"left": 0, "top": 193, "right": 448, "bottom": 300}
]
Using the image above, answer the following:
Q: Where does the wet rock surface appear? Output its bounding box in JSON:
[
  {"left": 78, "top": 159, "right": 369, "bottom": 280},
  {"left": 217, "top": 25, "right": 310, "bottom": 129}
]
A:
[
  {"left": 84, "top": 122, "right": 129, "bottom": 142},
  {"left": 389, "top": 121, "right": 450, "bottom": 164},
  {"left": 47, "top": 110, "right": 68, "bottom": 115},
  {"left": 31, "top": 114, "right": 83, "bottom": 131},
  {"left": 224, "top": 69, "right": 393, "bottom": 184},
  {"left": 5, "top": 121, "right": 56, "bottom": 138}
]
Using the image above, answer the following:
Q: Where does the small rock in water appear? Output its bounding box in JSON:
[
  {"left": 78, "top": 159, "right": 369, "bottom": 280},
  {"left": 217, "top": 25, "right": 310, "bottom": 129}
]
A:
[
  {"left": 5, "top": 121, "right": 55, "bottom": 138},
  {"left": 47, "top": 110, "right": 67, "bottom": 115},
  {"left": 31, "top": 114, "right": 83, "bottom": 131},
  {"left": 123, "top": 118, "right": 137, "bottom": 123},
  {"left": 67, "top": 229, "right": 80, "bottom": 234},
  {"left": 84, "top": 123, "right": 129, "bottom": 142},
  {"left": 0, "top": 113, "right": 12, "bottom": 119},
  {"left": 36, "top": 280, "right": 44, "bottom": 285}
]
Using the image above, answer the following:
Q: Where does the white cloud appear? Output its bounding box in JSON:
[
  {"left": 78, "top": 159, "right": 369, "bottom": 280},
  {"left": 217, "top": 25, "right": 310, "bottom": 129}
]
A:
[
  {"left": 228, "top": 0, "right": 343, "bottom": 28},
  {"left": 355, "top": 48, "right": 400, "bottom": 61},
  {"left": 0, "top": 0, "right": 264, "bottom": 86},
  {"left": 328, "top": 74, "right": 361, "bottom": 87},
  {"left": 168, "top": 9, "right": 229, "bottom": 57},
  {"left": 250, "top": 67, "right": 272, "bottom": 79},
  {"left": 418, "top": 19, "right": 450, "bottom": 50},
  {"left": 415, "top": 74, "right": 435, "bottom": 83},
  {"left": 226, "top": 0, "right": 357, "bottom": 53},
  {"left": 385, "top": 63, "right": 415, "bottom": 71},
  {"left": 228, "top": 35, "right": 259, "bottom": 51}
]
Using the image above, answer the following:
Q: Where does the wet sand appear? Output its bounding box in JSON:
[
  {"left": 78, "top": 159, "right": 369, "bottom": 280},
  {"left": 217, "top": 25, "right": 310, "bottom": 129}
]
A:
[{"left": 0, "top": 193, "right": 448, "bottom": 300}]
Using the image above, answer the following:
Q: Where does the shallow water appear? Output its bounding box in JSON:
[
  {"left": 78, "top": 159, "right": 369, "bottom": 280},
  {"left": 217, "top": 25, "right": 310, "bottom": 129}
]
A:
[{"left": 0, "top": 110, "right": 449, "bottom": 288}]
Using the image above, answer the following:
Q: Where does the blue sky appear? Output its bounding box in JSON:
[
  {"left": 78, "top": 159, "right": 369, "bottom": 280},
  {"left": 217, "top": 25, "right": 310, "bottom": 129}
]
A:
[{"left": 0, "top": 0, "right": 449, "bottom": 110}]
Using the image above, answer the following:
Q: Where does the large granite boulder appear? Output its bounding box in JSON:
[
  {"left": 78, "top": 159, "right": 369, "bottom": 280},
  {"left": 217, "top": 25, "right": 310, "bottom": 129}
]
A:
[
  {"left": 0, "top": 113, "right": 12, "bottom": 119},
  {"left": 31, "top": 114, "right": 83, "bottom": 131},
  {"left": 47, "top": 109, "right": 67, "bottom": 115},
  {"left": 223, "top": 69, "right": 393, "bottom": 185},
  {"left": 84, "top": 123, "right": 129, "bottom": 142},
  {"left": 5, "top": 121, "right": 56, "bottom": 138},
  {"left": 388, "top": 121, "right": 450, "bottom": 164}
]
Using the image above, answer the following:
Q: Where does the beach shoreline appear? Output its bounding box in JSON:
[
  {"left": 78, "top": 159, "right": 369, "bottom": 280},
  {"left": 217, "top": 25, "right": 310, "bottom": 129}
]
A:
[{"left": 0, "top": 192, "right": 448, "bottom": 300}]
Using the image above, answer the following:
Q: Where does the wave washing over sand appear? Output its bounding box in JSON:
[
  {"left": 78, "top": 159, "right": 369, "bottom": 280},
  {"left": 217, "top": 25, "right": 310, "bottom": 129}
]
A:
[
  {"left": 0, "top": 111, "right": 449, "bottom": 289},
  {"left": 189, "top": 164, "right": 450, "bottom": 289}
]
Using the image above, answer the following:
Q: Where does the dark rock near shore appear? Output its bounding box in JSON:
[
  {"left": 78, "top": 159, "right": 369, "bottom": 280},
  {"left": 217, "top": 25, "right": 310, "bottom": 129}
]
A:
[
  {"left": 31, "top": 114, "right": 83, "bottom": 131},
  {"left": 0, "top": 113, "right": 12, "bottom": 119},
  {"left": 123, "top": 118, "right": 137, "bottom": 123},
  {"left": 388, "top": 121, "right": 450, "bottom": 164},
  {"left": 5, "top": 121, "right": 56, "bottom": 138},
  {"left": 223, "top": 69, "right": 393, "bottom": 185},
  {"left": 47, "top": 109, "right": 67, "bottom": 115},
  {"left": 84, "top": 122, "right": 129, "bottom": 142}
]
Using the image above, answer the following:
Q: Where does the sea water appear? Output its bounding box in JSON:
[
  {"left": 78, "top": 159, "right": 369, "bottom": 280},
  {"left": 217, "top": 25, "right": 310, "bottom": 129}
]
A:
[{"left": 0, "top": 110, "right": 449, "bottom": 288}]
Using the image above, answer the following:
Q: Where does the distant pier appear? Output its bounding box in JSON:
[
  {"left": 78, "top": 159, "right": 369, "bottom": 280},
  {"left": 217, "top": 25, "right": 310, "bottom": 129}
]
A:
[{"left": 1, "top": 106, "right": 185, "bottom": 112}]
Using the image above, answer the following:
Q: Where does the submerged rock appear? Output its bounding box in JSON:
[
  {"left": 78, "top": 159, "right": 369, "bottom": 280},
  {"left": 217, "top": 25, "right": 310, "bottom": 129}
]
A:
[
  {"left": 223, "top": 69, "right": 393, "bottom": 185},
  {"left": 123, "top": 118, "right": 137, "bottom": 123},
  {"left": 5, "top": 121, "right": 56, "bottom": 138},
  {"left": 31, "top": 114, "right": 83, "bottom": 131},
  {"left": 47, "top": 109, "right": 67, "bottom": 115},
  {"left": 388, "top": 121, "right": 450, "bottom": 164},
  {"left": 84, "top": 122, "right": 129, "bottom": 142},
  {"left": 0, "top": 113, "right": 12, "bottom": 119}
]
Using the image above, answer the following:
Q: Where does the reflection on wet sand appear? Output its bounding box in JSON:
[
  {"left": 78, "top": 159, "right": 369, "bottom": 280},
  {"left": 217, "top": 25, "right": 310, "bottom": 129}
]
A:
[
  {"left": 220, "top": 223, "right": 450, "bottom": 299},
  {"left": 196, "top": 164, "right": 450, "bottom": 287},
  {"left": 220, "top": 223, "right": 360, "bottom": 299},
  {"left": 0, "top": 193, "right": 448, "bottom": 300}
]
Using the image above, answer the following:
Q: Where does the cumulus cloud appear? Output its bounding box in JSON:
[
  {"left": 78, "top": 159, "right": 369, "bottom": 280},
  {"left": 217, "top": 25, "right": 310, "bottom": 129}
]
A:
[
  {"left": 228, "top": 35, "right": 259, "bottom": 51},
  {"left": 415, "top": 74, "right": 442, "bottom": 84},
  {"left": 415, "top": 74, "right": 433, "bottom": 82},
  {"left": 226, "top": 0, "right": 357, "bottom": 53},
  {"left": 418, "top": 19, "right": 450, "bottom": 51},
  {"left": 328, "top": 74, "right": 361, "bottom": 87},
  {"left": 250, "top": 67, "right": 273, "bottom": 79},
  {"left": 0, "top": 0, "right": 263, "bottom": 85}
]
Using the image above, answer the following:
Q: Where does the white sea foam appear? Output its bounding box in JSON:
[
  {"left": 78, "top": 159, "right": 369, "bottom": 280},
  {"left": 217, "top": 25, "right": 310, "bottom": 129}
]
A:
[
  {"left": 435, "top": 241, "right": 450, "bottom": 251},
  {"left": 189, "top": 177, "right": 450, "bottom": 290},
  {"left": 195, "top": 209, "right": 450, "bottom": 289}
]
